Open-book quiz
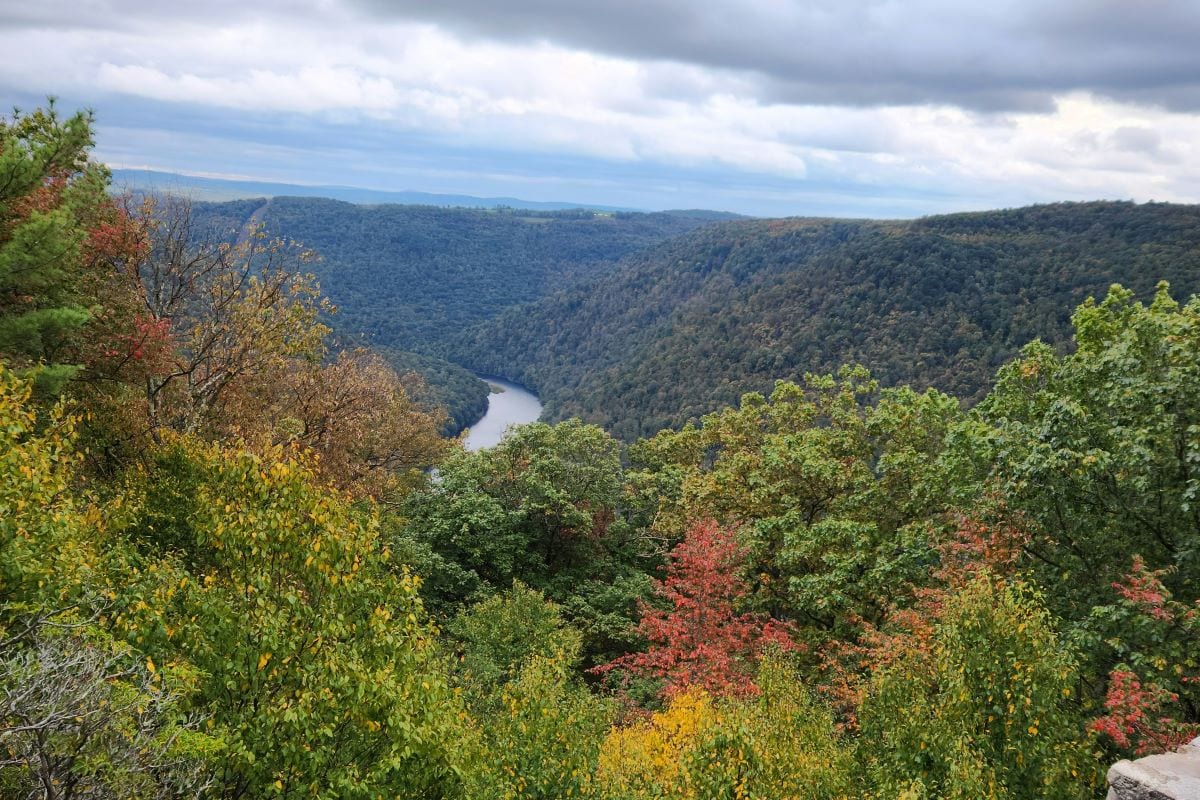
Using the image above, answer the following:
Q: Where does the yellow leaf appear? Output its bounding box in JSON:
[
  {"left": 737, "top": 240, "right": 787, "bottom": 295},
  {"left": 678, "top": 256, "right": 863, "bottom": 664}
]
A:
[
  {"left": 258, "top": 652, "right": 272, "bottom": 670},
  {"left": 145, "top": 657, "right": 156, "bottom": 674}
]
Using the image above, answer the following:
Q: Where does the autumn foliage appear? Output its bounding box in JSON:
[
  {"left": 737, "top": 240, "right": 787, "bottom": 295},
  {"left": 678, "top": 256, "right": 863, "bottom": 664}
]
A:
[
  {"left": 1087, "top": 556, "right": 1200, "bottom": 755},
  {"left": 595, "top": 659, "right": 854, "bottom": 800},
  {"left": 595, "top": 519, "right": 794, "bottom": 698}
]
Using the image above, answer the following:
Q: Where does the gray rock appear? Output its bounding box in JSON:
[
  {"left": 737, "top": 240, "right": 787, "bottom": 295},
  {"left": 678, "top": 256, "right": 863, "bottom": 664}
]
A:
[{"left": 1107, "top": 737, "right": 1200, "bottom": 800}]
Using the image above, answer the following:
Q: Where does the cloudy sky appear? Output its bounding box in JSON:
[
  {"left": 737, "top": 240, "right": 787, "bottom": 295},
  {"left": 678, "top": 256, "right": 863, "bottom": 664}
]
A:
[{"left": 3, "top": 0, "right": 1199, "bottom": 216}]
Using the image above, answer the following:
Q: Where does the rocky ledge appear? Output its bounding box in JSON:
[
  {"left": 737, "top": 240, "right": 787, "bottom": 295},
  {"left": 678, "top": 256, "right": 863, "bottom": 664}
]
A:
[{"left": 1108, "top": 737, "right": 1200, "bottom": 800}]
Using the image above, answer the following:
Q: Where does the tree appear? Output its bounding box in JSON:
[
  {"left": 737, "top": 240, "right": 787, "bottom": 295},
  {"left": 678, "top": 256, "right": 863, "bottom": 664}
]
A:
[
  {"left": 0, "top": 103, "right": 115, "bottom": 396},
  {"left": 116, "top": 439, "right": 466, "bottom": 798},
  {"left": 461, "top": 653, "right": 612, "bottom": 800},
  {"left": 1086, "top": 555, "right": 1200, "bottom": 756},
  {"left": 859, "top": 576, "right": 1099, "bottom": 799},
  {"left": 595, "top": 520, "right": 794, "bottom": 699},
  {"left": 447, "top": 581, "right": 583, "bottom": 691},
  {"left": 971, "top": 284, "right": 1200, "bottom": 620},
  {"left": 0, "top": 365, "right": 89, "bottom": 611},
  {"left": 126, "top": 195, "right": 330, "bottom": 436},
  {"left": 0, "top": 366, "right": 222, "bottom": 798},
  {"left": 486, "top": 419, "right": 636, "bottom": 634},
  {"left": 961, "top": 284, "right": 1200, "bottom": 741},
  {"left": 0, "top": 625, "right": 220, "bottom": 800},
  {"left": 630, "top": 368, "right": 960, "bottom": 637},
  {"left": 595, "top": 657, "right": 854, "bottom": 800},
  {"left": 84, "top": 196, "right": 447, "bottom": 497},
  {"left": 595, "top": 687, "right": 719, "bottom": 799},
  {"left": 400, "top": 420, "right": 643, "bottom": 663},
  {"left": 251, "top": 348, "right": 448, "bottom": 499},
  {"left": 1, "top": 354, "right": 464, "bottom": 798}
]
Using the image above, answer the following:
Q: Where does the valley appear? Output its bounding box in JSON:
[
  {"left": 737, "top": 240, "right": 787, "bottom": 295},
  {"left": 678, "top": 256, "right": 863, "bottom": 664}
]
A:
[{"left": 191, "top": 196, "right": 1200, "bottom": 443}]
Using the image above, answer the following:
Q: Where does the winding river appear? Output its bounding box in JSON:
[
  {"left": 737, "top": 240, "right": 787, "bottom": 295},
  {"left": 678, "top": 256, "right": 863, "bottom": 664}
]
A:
[{"left": 463, "top": 376, "right": 543, "bottom": 451}]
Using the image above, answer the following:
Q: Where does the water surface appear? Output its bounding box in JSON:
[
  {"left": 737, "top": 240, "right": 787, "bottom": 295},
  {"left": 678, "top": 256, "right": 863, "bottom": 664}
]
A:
[{"left": 463, "top": 376, "right": 543, "bottom": 451}]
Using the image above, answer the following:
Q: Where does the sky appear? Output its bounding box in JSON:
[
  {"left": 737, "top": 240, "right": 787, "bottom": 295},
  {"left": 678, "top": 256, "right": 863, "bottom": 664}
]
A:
[{"left": 2, "top": 0, "right": 1200, "bottom": 217}]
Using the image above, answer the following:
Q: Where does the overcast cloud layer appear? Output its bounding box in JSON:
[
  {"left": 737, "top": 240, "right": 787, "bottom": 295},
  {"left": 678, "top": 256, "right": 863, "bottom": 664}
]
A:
[{"left": 2, "top": 0, "right": 1198, "bottom": 216}]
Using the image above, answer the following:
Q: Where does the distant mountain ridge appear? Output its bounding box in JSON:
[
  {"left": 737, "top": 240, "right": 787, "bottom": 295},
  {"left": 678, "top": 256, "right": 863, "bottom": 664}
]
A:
[
  {"left": 448, "top": 201, "right": 1200, "bottom": 440},
  {"left": 112, "top": 169, "right": 741, "bottom": 218}
]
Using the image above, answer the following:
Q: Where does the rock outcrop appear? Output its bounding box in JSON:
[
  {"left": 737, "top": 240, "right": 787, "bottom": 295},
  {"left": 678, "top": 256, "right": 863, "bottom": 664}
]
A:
[{"left": 1108, "top": 737, "right": 1200, "bottom": 799}]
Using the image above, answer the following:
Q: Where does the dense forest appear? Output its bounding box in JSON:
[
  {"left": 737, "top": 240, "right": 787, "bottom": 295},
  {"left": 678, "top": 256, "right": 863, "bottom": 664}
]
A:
[
  {"left": 179, "top": 197, "right": 712, "bottom": 432},
  {"left": 190, "top": 196, "right": 712, "bottom": 352},
  {"left": 4, "top": 103, "right": 1200, "bottom": 799},
  {"left": 450, "top": 204, "right": 1200, "bottom": 439}
]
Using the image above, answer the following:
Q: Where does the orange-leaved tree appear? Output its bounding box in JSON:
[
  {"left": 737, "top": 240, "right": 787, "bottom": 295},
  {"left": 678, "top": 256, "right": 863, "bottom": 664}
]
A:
[{"left": 595, "top": 519, "right": 794, "bottom": 698}]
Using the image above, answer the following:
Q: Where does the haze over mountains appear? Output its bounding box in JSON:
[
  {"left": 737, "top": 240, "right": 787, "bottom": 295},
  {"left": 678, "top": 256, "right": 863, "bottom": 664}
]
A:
[
  {"left": 113, "top": 168, "right": 645, "bottom": 212},
  {"left": 113, "top": 169, "right": 749, "bottom": 217}
]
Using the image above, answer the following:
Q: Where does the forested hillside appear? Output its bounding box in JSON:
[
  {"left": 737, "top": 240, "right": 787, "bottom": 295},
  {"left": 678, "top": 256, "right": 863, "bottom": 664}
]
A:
[
  {"left": 375, "top": 347, "right": 489, "bottom": 434},
  {"left": 191, "top": 197, "right": 712, "bottom": 352},
  {"left": 452, "top": 202, "right": 1200, "bottom": 439},
  {"left": 180, "top": 198, "right": 711, "bottom": 431}
]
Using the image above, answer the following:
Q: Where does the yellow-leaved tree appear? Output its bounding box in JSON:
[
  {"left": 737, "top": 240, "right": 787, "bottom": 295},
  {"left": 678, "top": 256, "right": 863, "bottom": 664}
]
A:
[
  {"left": 596, "top": 656, "right": 855, "bottom": 800},
  {"left": 113, "top": 436, "right": 468, "bottom": 797}
]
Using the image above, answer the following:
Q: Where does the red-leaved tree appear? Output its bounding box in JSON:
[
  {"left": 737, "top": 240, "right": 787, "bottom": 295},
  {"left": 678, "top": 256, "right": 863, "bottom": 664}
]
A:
[
  {"left": 594, "top": 519, "right": 794, "bottom": 698},
  {"left": 1088, "top": 555, "right": 1200, "bottom": 755}
]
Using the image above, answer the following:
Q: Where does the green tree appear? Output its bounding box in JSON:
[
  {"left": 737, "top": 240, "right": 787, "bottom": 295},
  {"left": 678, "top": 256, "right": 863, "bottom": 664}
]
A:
[
  {"left": 0, "top": 103, "right": 111, "bottom": 397},
  {"left": 860, "top": 576, "right": 1100, "bottom": 799},
  {"left": 401, "top": 420, "right": 648, "bottom": 664},
  {"left": 462, "top": 653, "right": 612, "bottom": 800},
  {"left": 971, "top": 283, "right": 1200, "bottom": 618},
  {"left": 117, "top": 440, "right": 466, "bottom": 798},
  {"left": 447, "top": 581, "right": 583, "bottom": 691},
  {"left": 0, "top": 366, "right": 222, "bottom": 797},
  {"left": 0, "top": 365, "right": 91, "bottom": 612},
  {"left": 955, "top": 284, "right": 1200, "bottom": 743},
  {"left": 631, "top": 368, "right": 961, "bottom": 637}
]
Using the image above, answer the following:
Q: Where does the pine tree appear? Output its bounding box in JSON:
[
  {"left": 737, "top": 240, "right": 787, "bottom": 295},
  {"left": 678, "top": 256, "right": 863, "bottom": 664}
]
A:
[{"left": 0, "top": 101, "right": 109, "bottom": 396}]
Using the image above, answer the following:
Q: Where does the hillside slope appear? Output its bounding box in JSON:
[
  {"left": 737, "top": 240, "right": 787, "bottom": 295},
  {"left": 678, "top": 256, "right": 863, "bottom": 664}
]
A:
[
  {"left": 450, "top": 201, "right": 1200, "bottom": 440},
  {"left": 184, "top": 198, "right": 713, "bottom": 431},
  {"left": 193, "top": 197, "right": 713, "bottom": 352}
]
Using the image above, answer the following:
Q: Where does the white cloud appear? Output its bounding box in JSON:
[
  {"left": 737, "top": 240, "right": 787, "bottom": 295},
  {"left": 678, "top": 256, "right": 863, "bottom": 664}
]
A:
[
  {"left": 94, "top": 64, "right": 402, "bottom": 114},
  {"left": 1, "top": 4, "right": 1199, "bottom": 213}
]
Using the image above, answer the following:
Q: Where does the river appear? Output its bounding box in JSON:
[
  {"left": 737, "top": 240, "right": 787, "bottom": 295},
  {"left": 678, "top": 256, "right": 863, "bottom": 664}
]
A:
[{"left": 463, "top": 376, "right": 543, "bottom": 451}]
